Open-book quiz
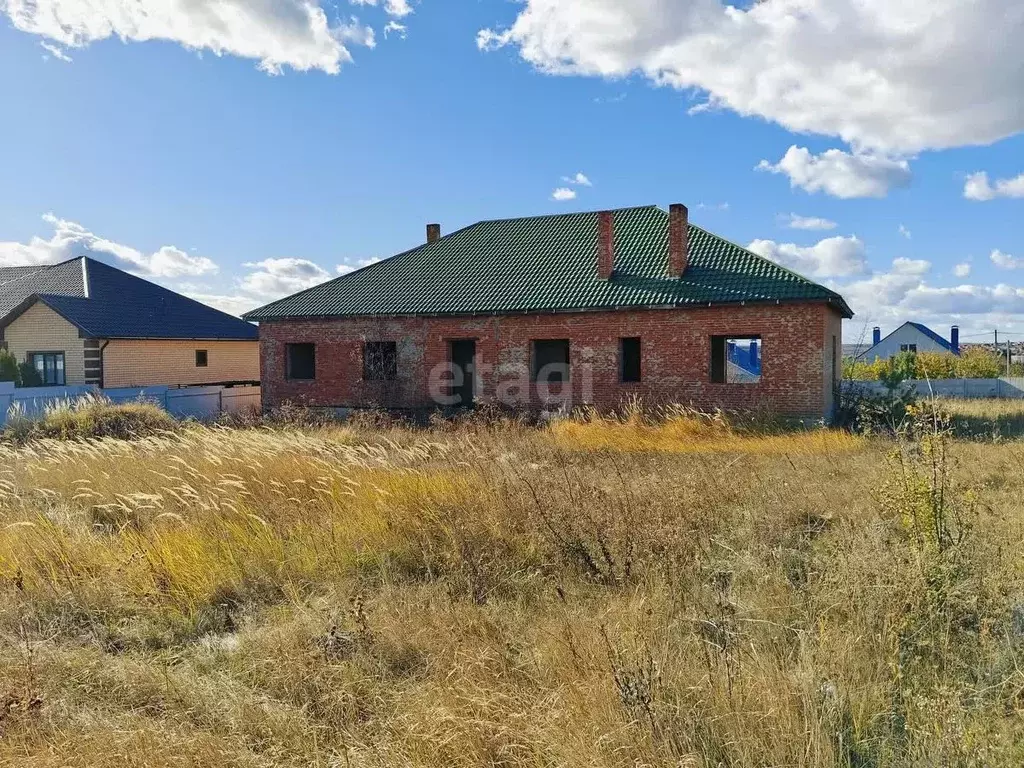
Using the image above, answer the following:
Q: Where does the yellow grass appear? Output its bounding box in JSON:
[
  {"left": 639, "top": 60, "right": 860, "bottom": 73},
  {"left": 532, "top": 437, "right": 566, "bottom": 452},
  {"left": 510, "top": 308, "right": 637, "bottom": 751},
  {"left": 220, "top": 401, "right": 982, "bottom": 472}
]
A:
[
  {"left": 549, "top": 411, "right": 865, "bottom": 454},
  {"left": 0, "top": 411, "right": 1022, "bottom": 766}
]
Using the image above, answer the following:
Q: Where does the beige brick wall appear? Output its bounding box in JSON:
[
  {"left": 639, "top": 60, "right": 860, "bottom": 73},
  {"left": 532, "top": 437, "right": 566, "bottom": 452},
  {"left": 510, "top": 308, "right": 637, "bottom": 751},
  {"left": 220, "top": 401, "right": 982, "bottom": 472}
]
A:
[
  {"left": 102, "top": 340, "right": 259, "bottom": 387},
  {"left": 4, "top": 302, "right": 86, "bottom": 384}
]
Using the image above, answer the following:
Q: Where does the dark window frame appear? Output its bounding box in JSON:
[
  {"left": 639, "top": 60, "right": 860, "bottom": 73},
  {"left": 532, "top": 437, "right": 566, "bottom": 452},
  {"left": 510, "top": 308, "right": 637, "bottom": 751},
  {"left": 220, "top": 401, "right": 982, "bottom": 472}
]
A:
[
  {"left": 363, "top": 341, "right": 398, "bottom": 381},
  {"left": 900, "top": 343, "right": 918, "bottom": 353},
  {"left": 531, "top": 339, "right": 571, "bottom": 383},
  {"left": 285, "top": 343, "right": 316, "bottom": 381},
  {"left": 620, "top": 337, "right": 642, "bottom": 383},
  {"left": 710, "top": 335, "right": 762, "bottom": 385},
  {"left": 28, "top": 351, "right": 66, "bottom": 386},
  {"left": 195, "top": 349, "right": 209, "bottom": 368}
]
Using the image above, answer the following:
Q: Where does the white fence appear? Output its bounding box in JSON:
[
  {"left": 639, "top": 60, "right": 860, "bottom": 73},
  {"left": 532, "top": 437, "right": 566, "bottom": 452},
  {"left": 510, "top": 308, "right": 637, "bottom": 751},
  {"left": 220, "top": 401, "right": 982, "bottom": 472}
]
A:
[
  {"left": 844, "top": 378, "right": 1024, "bottom": 399},
  {"left": 0, "top": 382, "right": 261, "bottom": 427}
]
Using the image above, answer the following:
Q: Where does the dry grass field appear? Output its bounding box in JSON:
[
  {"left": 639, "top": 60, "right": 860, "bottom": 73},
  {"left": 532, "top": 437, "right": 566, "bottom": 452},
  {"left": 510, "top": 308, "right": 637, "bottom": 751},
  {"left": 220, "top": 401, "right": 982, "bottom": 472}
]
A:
[{"left": 1, "top": 403, "right": 1023, "bottom": 766}]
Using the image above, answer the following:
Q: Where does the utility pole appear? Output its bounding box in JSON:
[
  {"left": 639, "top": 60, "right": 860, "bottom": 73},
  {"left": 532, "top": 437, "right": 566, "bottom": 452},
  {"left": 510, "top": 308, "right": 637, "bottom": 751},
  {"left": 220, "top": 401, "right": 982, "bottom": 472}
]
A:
[
  {"left": 995, "top": 329, "right": 999, "bottom": 348},
  {"left": 1008, "top": 339, "right": 1012, "bottom": 376}
]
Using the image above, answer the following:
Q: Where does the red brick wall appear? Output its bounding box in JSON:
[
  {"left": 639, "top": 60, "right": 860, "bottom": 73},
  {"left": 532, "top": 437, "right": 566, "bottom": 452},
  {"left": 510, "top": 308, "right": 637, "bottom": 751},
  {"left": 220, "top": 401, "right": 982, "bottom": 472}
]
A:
[{"left": 258, "top": 304, "right": 842, "bottom": 418}]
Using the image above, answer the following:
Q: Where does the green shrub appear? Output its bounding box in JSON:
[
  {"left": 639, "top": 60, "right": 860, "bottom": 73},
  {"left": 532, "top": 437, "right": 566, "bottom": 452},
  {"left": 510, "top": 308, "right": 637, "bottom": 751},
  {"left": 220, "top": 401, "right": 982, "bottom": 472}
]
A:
[
  {"left": 2, "top": 396, "right": 178, "bottom": 443},
  {"left": 0, "top": 349, "right": 20, "bottom": 385},
  {"left": 837, "top": 386, "right": 917, "bottom": 436},
  {"left": 17, "top": 360, "right": 42, "bottom": 387}
]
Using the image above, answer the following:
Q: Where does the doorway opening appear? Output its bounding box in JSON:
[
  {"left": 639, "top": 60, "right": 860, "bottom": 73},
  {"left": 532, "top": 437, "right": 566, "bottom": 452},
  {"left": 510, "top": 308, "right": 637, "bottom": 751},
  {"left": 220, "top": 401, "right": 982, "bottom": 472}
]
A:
[{"left": 449, "top": 339, "right": 476, "bottom": 407}]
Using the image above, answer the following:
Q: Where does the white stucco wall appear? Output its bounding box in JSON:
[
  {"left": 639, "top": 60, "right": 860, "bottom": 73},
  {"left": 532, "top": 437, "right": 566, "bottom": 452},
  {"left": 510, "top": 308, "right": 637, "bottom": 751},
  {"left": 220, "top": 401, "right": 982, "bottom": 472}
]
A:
[{"left": 862, "top": 324, "right": 951, "bottom": 361}]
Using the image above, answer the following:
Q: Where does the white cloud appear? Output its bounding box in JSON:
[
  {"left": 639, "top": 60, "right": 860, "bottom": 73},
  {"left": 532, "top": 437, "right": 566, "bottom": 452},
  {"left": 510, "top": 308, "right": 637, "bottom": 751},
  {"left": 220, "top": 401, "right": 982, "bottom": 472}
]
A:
[
  {"left": 748, "top": 235, "right": 868, "bottom": 278},
  {"left": 479, "top": 0, "right": 1024, "bottom": 154},
  {"left": 3, "top": 1, "right": 377, "bottom": 75},
  {"left": 384, "top": 22, "right": 407, "bottom": 39},
  {"left": 351, "top": 0, "right": 414, "bottom": 17},
  {"left": 551, "top": 187, "right": 577, "bottom": 201},
  {"left": 903, "top": 284, "right": 1024, "bottom": 316},
  {"left": 384, "top": 0, "right": 413, "bottom": 18},
  {"left": 336, "top": 257, "right": 382, "bottom": 275},
  {"left": 561, "top": 172, "right": 592, "bottom": 187},
  {"left": 189, "top": 255, "right": 384, "bottom": 316},
  {"left": 182, "top": 291, "right": 262, "bottom": 319},
  {"left": 990, "top": 249, "right": 1024, "bottom": 270},
  {"left": 40, "top": 41, "right": 71, "bottom": 62},
  {"left": 953, "top": 262, "right": 971, "bottom": 278},
  {"left": 963, "top": 171, "right": 1024, "bottom": 201},
  {"left": 239, "top": 257, "right": 332, "bottom": 298},
  {"left": 757, "top": 146, "right": 911, "bottom": 199},
  {"left": 783, "top": 214, "right": 837, "bottom": 231},
  {"left": 831, "top": 256, "right": 1024, "bottom": 335},
  {"left": 898, "top": 224, "right": 912, "bottom": 240},
  {"left": 0, "top": 213, "right": 217, "bottom": 278},
  {"left": 697, "top": 202, "right": 729, "bottom": 212}
]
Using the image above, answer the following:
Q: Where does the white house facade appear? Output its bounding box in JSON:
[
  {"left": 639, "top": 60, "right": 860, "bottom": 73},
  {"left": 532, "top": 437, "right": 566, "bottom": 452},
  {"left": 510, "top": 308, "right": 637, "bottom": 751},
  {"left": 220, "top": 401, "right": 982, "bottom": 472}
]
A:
[{"left": 859, "top": 323, "right": 959, "bottom": 361}]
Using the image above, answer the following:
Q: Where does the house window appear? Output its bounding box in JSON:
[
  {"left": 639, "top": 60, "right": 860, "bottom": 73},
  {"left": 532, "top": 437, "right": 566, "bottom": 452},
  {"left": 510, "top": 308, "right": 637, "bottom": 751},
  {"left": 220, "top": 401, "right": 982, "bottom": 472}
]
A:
[
  {"left": 710, "top": 336, "right": 762, "bottom": 384},
  {"left": 195, "top": 350, "right": 208, "bottom": 368},
  {"left": 286, "top": 343, "right": 316, "bottom": 380},
  {"left": 620, "top": 337, "right": 642, "bottom": 383},
  {"left": 532, "top": 339, "right": 570, "bottom": 383},
  {"left": 29, "top": 352, "right": 65, "bottom": 386},
  {"left": 900, "top": 344, "right": 918, "bottom": 353},
  {"left": 363, "top": 341, "right": 398, "bottom": 381}
]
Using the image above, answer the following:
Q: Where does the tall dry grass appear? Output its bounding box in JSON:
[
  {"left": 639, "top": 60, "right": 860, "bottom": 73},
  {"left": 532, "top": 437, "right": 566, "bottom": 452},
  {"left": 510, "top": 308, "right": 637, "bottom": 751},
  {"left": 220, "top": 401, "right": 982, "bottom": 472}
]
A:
[{"left": 0, "top": 409, "right": 1022, "bottom": 766}]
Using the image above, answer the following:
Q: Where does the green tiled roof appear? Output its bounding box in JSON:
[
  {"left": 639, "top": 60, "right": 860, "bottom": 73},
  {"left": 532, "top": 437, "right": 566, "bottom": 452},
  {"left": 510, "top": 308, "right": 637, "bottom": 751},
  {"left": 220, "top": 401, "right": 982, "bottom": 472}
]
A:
[{"left": 244, "top": 206, "right": 853, "bottom": 321}]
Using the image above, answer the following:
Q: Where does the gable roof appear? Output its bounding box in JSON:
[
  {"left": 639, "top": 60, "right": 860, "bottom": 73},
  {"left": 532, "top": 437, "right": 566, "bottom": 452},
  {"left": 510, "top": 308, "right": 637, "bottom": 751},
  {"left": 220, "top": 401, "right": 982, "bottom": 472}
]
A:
[
  {"left": 244, "top": 206, "right": 853, "bottom": 321},
  {"left": 906, "top": 322, "right": 955, "bottom": 352},
  {"left": 0, "top": 259, "right": 87, "bottom": 317},
  {"left": 857, "top": 321, "right": 956, "bottom": 358},
  {"left": 0, "top": 257, "right": 257, "bottom": 341}
]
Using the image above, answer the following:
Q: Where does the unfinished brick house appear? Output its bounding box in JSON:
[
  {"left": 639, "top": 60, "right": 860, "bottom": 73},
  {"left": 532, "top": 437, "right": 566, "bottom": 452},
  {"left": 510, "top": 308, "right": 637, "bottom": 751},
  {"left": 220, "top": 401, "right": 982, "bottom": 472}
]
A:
[{"left": 245, "top": 205, "right": 852, "bottom": 420}]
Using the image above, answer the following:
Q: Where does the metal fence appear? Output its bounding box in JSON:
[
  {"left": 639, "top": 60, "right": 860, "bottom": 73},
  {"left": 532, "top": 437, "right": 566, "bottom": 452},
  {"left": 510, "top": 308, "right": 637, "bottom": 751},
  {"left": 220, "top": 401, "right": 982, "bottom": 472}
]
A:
[
  {"left": 0, "top": 382, "right": 261, "bottom": 427},
  {"left": 843, "top": 378, "right": 1024, "bottom": 399}
]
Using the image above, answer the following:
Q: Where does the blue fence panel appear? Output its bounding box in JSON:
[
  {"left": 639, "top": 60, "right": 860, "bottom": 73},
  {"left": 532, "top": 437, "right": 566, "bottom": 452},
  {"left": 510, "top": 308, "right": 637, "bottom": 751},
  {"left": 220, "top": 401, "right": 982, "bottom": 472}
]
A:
[
  {"left": 102, "top": 386, "right": 169, "bottom": 407},
  {"left": 727, "top": 340, "right": 762, "bottom": 376},
  {"left": 0, "top": 382, "right": 12, "bottom": 427},
  {"left": 0, "top": 382, "right": 261, "bottom": 426},
  {"left": 4, "top": 385, "right": 94, "bottom": 424},
  {"left": 164, "top": 387, "right": 223, "bottom": 420}
]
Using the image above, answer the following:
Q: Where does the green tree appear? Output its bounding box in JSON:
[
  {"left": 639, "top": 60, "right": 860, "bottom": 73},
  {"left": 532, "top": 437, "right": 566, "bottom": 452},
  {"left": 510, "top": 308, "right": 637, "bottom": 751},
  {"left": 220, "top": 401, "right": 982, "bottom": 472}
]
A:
[
  {"left": 955, "top": 347, "right": 1002, "bottom": 379},
  {"left": 885, "top": 350, "right": 918, "bottom": 385},
  {"left": 0, "top": 349, "right": 21, "bottom": 386}
]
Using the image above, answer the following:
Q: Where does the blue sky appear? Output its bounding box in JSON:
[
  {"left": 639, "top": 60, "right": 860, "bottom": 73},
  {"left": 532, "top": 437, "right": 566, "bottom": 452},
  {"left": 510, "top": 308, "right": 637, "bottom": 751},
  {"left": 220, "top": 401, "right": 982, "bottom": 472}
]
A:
[{"left": 0, "top": 0, "right": 1022, "bottom": 342}]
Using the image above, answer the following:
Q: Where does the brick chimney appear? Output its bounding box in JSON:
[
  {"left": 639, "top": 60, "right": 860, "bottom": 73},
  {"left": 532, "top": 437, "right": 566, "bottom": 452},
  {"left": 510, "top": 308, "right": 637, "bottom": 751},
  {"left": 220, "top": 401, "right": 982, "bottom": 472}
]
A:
[
  {"left": 873, "top": 327, "right": 882, "bottom": 346},
  {"left": 951, "top": 325, "right": 960, "bottom": 355},
  {"left": 426, "top": 223, "right": 441, "bottom": 244},
  {"left": 597, "top": 210, "right": 614, "bottom": 280},
  {"left": 669, "top": 203, "right": 689, "bottom": 278}
]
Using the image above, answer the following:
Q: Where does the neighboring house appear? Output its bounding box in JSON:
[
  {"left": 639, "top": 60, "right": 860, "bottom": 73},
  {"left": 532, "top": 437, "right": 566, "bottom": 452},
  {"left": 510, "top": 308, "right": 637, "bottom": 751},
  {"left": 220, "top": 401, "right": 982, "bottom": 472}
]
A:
[
  {"left": 245, "top": 205, "right": 853, "bottom": 419},
  {"left": 858, "top": 322, "right": 960, "bottom": 361},
  {"left": 0, "top": 256, "right": 259, "bottom": 387}
]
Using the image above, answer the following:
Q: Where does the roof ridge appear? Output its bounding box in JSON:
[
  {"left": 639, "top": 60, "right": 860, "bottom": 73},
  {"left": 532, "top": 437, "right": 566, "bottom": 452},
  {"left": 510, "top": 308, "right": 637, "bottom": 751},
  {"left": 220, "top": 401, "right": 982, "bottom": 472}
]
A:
[{"left": 476, "top": 204, "right": 662, "bottom": 227}]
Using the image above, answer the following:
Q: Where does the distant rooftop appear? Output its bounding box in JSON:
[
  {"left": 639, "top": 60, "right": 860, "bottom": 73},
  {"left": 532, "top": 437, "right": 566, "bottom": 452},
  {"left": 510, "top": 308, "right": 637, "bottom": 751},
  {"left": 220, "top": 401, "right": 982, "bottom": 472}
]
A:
[{"left": 0, "top": 257, "right": 257, "bottom": 340}]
